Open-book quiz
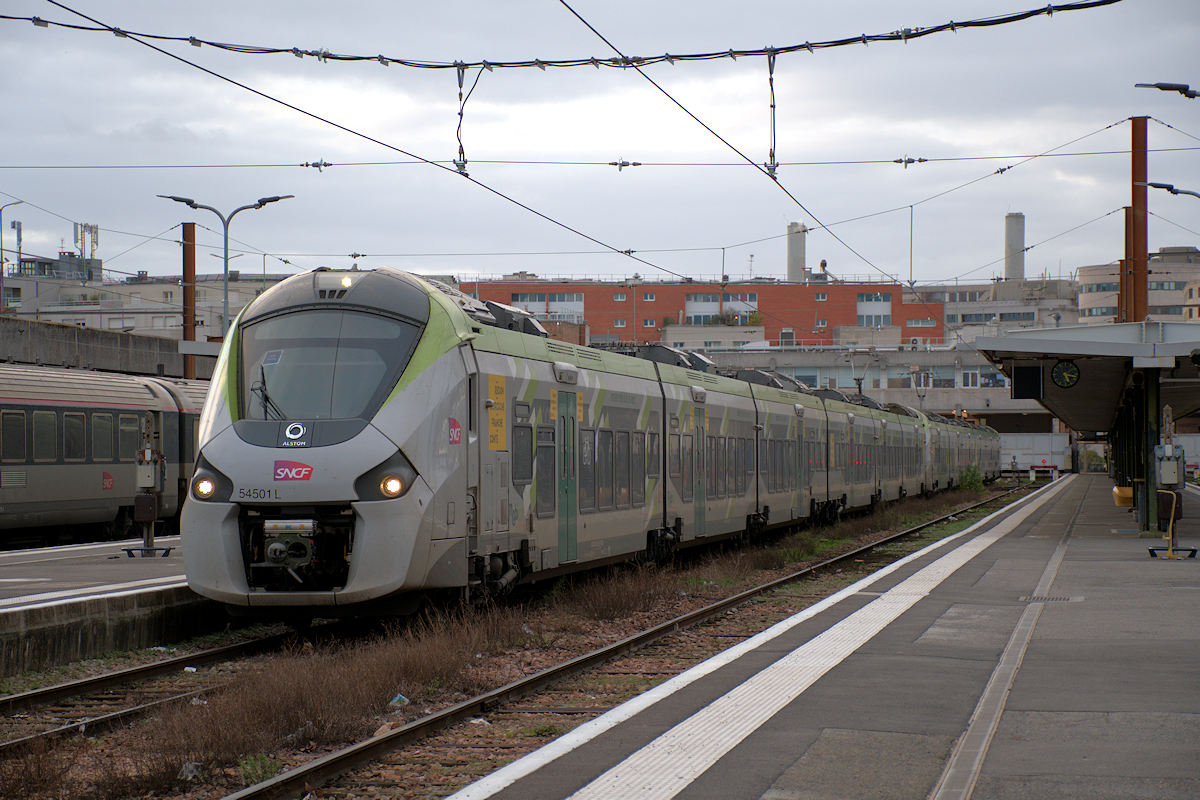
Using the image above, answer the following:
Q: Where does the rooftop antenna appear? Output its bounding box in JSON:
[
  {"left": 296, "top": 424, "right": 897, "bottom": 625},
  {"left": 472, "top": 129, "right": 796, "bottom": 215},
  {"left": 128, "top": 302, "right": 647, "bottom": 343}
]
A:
[{"left": 748, "top": 253, "right": 755, "bottom": 278}]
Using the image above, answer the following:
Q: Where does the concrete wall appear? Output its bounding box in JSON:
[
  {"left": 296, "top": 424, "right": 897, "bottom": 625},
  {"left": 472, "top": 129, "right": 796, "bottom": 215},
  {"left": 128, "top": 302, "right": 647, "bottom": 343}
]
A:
[{"left": 0, "top": 316, "right": 215, "bottom": 378}]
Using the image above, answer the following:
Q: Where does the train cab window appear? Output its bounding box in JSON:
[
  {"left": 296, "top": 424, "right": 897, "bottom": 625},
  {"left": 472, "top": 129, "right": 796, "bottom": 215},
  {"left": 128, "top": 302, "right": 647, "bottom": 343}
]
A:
[
  {"left": 615, "top": 431, "right": 630, "bottom": 508},
  {"left": 239, "top": 309, "right": 423, "bottom": 421},
  {"left": 512, "top": 425, "right": 533, "bottom": 485},
  {"left": 578, "top": 428, "right": 595, "bottom": 512},
  {"left": 668, "top": 434, "right": 681, "bottom": 478},
  {"left": 597, "top": 430, "right": 614, "bottom": 509},
  {"left": 535, "top": 426, "right": 555, "bottom": 517},
  {"left": 1, "top": 411, "right": 25, "bottom": 462},
  {"left": 91, "top": 413, "right": 113, "bottom": 461},
  {"left": 646, "top": 432, "right": 660, "bottom": 478},
  {"left": 33, "top": 411, "right": 56, "bottom": 462},
  {"left": 118, "top": 415, "right": 139, "bottom": 461},
  {"left": 63, "top": 413, "right": 85, "bottom": 462},
  {"left": 631, "top": 432, "right": 645, "bottom": 506}
]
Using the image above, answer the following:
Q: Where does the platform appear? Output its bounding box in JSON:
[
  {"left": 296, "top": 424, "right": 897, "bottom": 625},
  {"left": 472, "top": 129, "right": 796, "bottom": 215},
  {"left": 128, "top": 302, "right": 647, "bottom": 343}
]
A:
[
  {"left": 450, "top": 474, "right": 1200, "bottom": 800},
  {"left": 0, "top": 537, "right": 220, "bottom": 677}
]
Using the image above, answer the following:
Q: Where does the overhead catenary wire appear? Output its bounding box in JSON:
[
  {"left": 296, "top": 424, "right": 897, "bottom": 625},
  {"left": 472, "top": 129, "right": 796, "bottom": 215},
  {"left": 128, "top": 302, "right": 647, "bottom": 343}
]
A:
[
  {"left": 6, "top": 0, "right": 1123, "bottom": 72},
  {"left": 2, "top": 146, "right": 1198, "bottom": 171},
  {"left": 42, "top": 1, "right": 697, "bottom": 284}
]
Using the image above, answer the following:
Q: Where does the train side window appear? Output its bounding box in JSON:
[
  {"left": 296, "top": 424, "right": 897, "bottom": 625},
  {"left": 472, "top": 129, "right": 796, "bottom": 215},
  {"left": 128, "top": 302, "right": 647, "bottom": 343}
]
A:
[
  {"left": 727, "top": 437, "right": 736, "bottom": 496},
  {"left": 646, "top": 432, "right": 660, "bottom": 478},
  {"left": 512, "top": 425, "right": 533, "bottom": 485},
  {"left": 63, "top": 412, "right": 85, "bottom": 462},
  {"left": 33, "top": 410, "right": 56, "bottom": 462},
  {"left": 1, "top": 411, "right": 25, "bottom": 462},
  {"left": 615, "top": 431, "right": 630, "bottom": 508},
  {"left": 597, "top": 429, "right": 614, "bottom": 509},
  {"left": 578, "top": 428, "right": 595, "bottom": 512},
  {"left": 680, "top": 435, "right": 693, "bottom": 501},
  {"left": 668, "top": 434, "right": 681, "bottom": 478},
  {"left": 716, "top": 437, "right": 727, "bottom": 498},
  {"left": 631, "top": 432, "right": 645, "bottom": 506},
  {"left": 91, "top": 413, "right": 113, "bottom": 461},
  {"left": 535, "top": 426, "right": 555, "bottom": 517},
  {"left": 118, "top": 414, "right": 139, "bottom": 461}
]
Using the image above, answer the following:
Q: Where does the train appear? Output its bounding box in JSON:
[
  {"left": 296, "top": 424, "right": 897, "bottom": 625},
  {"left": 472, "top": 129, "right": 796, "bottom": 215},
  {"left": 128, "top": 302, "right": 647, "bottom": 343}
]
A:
[
  {"left": 182, "top": 267, "right": 1000, "bottom": 619},
  {"left": 0, "top": 363, "right": 209, "bottom": 539}
]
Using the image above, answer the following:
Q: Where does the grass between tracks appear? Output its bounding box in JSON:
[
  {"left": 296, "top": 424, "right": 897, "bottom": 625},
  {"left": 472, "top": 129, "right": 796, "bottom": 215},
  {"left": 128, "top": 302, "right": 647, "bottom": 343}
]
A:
[{"left": 0, "top": 480, "right": 1025, "bottom": 800}]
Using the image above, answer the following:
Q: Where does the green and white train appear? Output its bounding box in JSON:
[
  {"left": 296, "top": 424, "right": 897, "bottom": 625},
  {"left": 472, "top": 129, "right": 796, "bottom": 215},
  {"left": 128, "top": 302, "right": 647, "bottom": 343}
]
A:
[{"left": 183, "top": 267, "right": 1000, "bottom": 617}]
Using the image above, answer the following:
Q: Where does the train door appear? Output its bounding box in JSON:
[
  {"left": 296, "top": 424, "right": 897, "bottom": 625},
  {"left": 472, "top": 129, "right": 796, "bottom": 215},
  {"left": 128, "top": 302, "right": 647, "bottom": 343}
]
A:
[
  {"left": 694, "top": 406, "right": 705, "bottom": 537},
  {"left": 557, "top": 391, "right": 577, "bottom": 562},
  {"left": 459, "top": 346, "right": 481, "bottom": 552}
]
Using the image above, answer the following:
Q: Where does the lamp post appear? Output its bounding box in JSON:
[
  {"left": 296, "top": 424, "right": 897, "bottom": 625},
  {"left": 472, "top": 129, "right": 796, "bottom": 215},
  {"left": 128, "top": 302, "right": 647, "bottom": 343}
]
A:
[
  {"left": 0, "top": 200, "right": 23, "bottom": 312},
  {"left": 158, "top": 194, "right": 293, "bottom": 333},
  {"left": 1145, "top": 182, "right": 1200, "bottom": 200},
  {"left": 1135, "top": 82, "right": 1198, "bottom": 99}
]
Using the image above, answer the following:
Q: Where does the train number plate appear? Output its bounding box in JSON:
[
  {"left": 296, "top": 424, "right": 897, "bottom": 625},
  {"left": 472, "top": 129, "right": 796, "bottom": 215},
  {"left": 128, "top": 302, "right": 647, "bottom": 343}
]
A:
[{"left": 237, "top": 487, "right": 282, "bottom": 501}]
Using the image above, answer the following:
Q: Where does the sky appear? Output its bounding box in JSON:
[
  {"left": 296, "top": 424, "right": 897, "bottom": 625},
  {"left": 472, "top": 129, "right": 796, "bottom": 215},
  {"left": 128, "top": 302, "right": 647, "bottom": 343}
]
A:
[{"left": 1, "top": 0, "right": 1198, "bottom": 290}]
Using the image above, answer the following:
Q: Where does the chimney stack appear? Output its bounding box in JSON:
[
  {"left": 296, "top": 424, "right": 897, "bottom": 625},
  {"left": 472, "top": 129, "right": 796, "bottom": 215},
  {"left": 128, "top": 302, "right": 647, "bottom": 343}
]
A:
[
  {"left": 786, "top": 222, "right": 808, "bottom": 282},
  {"left": 1004, "top": 212, "right": 1025, "bottom": 282}
]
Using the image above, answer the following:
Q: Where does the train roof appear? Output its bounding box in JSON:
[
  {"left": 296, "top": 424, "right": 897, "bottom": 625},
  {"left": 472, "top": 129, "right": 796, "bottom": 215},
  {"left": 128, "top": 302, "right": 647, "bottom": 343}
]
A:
[{"left": 0, "top": 364, "right": 179, "bottom": 412}]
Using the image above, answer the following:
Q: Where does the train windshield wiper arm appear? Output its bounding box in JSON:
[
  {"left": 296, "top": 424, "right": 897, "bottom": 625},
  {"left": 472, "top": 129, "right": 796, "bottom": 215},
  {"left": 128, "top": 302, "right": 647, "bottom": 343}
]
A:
[{"left": 251, "top": 366, "right": 286, "bottom": 420}]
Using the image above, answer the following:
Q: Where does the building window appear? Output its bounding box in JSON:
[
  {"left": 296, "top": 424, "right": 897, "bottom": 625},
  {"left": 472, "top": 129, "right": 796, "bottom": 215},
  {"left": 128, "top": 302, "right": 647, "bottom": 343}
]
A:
[
  {"left": 961, "top": 371, "right": 980, "bottom": 388},
  {"left": 643, "top": 319, "right": 656, "bottom": 328},
  {"left": 907, "top": 318, "right": 937, "bottom": 327},
  {"left": 856, "top": 292, "right": 892, "bottom": 303},
  {"left": 961, "top": 313, "right": 996, "bottom": 323},
  {"left": 614, "top": 292, "right": 626, "bottom": 301},
  {"left": 511, "top": 293, "right": 546, "bottom": 303},
  {"left": 613, "top": 319, "right": 626, "bottom": 328},
  {"left": 814, "top": 293, "right": 827, "bottom": 301},
  {"left": 643, "top": 292, "right": 655, "bottom": 302},
  {"left": 815, "top": 319, "right": 827, "bottom": 328},
  {"left": 1150, "top": 306, "right": 1183, "bottom": 315},
  {"left": 998, "top": 312, "right": 1036, "bottom": 322},
  {"left": 856, "top": 314, "right": 891, "bottom": 327}
]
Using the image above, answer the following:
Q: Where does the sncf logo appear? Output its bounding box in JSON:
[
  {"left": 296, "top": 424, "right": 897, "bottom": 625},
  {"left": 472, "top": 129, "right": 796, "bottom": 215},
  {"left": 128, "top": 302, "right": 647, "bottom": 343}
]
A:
[{"left": 274, "top": 460, "right": 314, "bottom": 481}]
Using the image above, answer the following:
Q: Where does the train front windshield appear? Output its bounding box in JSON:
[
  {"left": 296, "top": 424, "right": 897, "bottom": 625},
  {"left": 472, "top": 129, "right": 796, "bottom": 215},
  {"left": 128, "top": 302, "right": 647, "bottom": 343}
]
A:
[{"left": 239, "top": 309, "right": 422, "bottom": 421}]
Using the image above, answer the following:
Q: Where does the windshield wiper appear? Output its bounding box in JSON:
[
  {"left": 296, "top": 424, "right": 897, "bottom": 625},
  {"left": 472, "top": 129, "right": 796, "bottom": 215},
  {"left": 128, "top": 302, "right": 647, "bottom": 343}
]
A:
[{"left": 250, "top": 365, "right": 287, "bottom": 420}]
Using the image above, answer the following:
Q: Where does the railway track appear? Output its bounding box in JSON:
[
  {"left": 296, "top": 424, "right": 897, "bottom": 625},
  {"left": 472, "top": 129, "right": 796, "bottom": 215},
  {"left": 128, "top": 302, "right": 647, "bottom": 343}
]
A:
[
  {"left": 0, "top": 630, "right": 303, "bottom": 757},
  {"left": 222, "top": 485, "right": 1030, "bottom": 800}
]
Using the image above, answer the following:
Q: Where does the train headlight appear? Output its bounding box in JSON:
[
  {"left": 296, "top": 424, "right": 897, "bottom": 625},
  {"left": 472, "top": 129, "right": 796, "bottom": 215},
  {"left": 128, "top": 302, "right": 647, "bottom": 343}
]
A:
[
  {"left": 193, "top": 476, "right": 217, "bottom": 499},
  {"left": 355, "top": 450, "right": 418, "bottom": 501},
  {"left": 379, "top": 475, "right": 405, "bottom": 498},
  {"left": 189, "top": 455, "right": 233, "bottom": 502}
]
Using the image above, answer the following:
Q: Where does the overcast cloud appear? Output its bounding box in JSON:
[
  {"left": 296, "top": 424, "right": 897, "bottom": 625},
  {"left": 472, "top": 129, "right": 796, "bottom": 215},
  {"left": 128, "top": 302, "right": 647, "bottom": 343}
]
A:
[{"left": 1, "top": 0, "right": 1197, "bottom": 288}]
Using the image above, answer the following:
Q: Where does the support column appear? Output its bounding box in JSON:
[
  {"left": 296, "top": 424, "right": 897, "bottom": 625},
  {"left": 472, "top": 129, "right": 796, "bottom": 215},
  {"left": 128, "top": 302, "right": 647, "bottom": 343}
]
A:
[{"left": 1145, "top": 368, "right": 1160, "bottom": 532}]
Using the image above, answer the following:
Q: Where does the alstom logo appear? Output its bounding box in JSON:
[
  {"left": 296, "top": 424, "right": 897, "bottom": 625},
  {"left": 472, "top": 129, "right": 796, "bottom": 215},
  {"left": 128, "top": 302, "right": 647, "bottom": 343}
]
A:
[{"left": 274, "top": 461, "right": 314, "bottom": 481}]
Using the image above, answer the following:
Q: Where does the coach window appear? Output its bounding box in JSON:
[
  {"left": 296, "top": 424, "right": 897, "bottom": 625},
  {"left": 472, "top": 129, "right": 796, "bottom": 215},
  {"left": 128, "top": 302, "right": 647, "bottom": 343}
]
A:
[
  {"left": 33, "top": 411, "right": 56, "bottom": 462},
  {"left": 615, "top": 431, "right": 630, "bottom": 508},
  {"left": 578, "top": 428, "right": 595, "bottom": 512},
  {"left": 118, "top": 414, "right": 139, "bottom": 462},
  {"left": 668, "top": 433, "right": 681, "bottom": 478},
  {"left": 512, "top": 425, "right": 533, "bottom": 485},
  {"left": 597, "top": 429, "right": 614, "bottom": 509},
  {"left": 535, "top": 426, "right": 555, "bottom": 517},
  {"left": 631, "top": 432, "right": 646, "bottom": 506},
  {"left": 63, "top": 413, "right": 86, "bottom": 462},
  {"left": 1, "top": 411, "right": 25, "bottom": 462},
  {"left": 727, "top": 437, "right": 737, "bottom": 495},
  {"left": 91, "top": 413, "right": 113, "bottom": 461},
  {"left": 646, "top": 432, "right": 660, "bottom": 478},
  {"left": 680, "top": 435, "right": 693, "bottom": 501},
  {"left": 715, "top": 437, "right": 726, "bottom": 498}
]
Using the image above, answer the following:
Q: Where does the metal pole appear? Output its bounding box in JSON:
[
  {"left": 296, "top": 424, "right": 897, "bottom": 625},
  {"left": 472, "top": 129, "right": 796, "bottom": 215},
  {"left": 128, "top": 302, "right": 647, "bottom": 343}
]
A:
[
  {"left": 0, "top": 200, "right": 23, "bottom": 312},
  {"left": 182, "top": 222, "right": 196, "bottom": 380},
  {"left": 1132, "top": 116, "right": 1149, "bottom": 322}
]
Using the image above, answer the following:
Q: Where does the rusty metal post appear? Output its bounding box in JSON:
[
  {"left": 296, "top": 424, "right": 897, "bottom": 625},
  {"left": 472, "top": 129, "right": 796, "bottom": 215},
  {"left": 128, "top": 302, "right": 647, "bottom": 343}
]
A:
[
  {"left": 1119, "top": 208, "right": 1132, "bottom": 323},
  {"left": 1131, "top": 115, "right": 1149, "bottom": 322},
  {"left": 182, "top": 222, "right": 196, "bottom": 380}
]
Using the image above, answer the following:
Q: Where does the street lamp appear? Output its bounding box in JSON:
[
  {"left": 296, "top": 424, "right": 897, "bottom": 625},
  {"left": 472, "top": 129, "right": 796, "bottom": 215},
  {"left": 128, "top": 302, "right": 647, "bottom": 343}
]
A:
[
  {"left": 1135, "top": 82, "right": 1198, "bottom": 99},
  {"left": 1145, "top": 182, "right": 1200, "bottom": 200},
  {"left": 158, "top": 194, "right": 293, "bottom": 333},
  {"left": 0, "top": 200, "right": 23, "bottom": 311}
]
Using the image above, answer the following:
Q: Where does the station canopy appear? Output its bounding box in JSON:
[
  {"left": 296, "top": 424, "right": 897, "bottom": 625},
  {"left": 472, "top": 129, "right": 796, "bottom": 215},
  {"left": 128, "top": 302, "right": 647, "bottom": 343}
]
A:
[{"left": 975, "top": 322, "right": 1200, "bottom": 437}]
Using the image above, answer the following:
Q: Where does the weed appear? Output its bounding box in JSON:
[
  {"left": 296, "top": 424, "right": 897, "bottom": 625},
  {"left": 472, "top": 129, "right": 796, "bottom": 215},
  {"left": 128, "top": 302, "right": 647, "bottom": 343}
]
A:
[{"left": 238, "top": 752, "right": 282, "bottom": 784}]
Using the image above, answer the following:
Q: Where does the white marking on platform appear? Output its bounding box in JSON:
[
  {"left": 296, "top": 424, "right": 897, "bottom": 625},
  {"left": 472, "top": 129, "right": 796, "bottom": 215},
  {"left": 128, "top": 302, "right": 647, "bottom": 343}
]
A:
[
  {"left": 0, "top": 575, "right": 187, "bottom": 609},
  {"left": 0, "top": 578, "right": 48, "bottom": 583},
  {"left": 448, "top": 477, "right": 1073, "bottom": 800}
]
